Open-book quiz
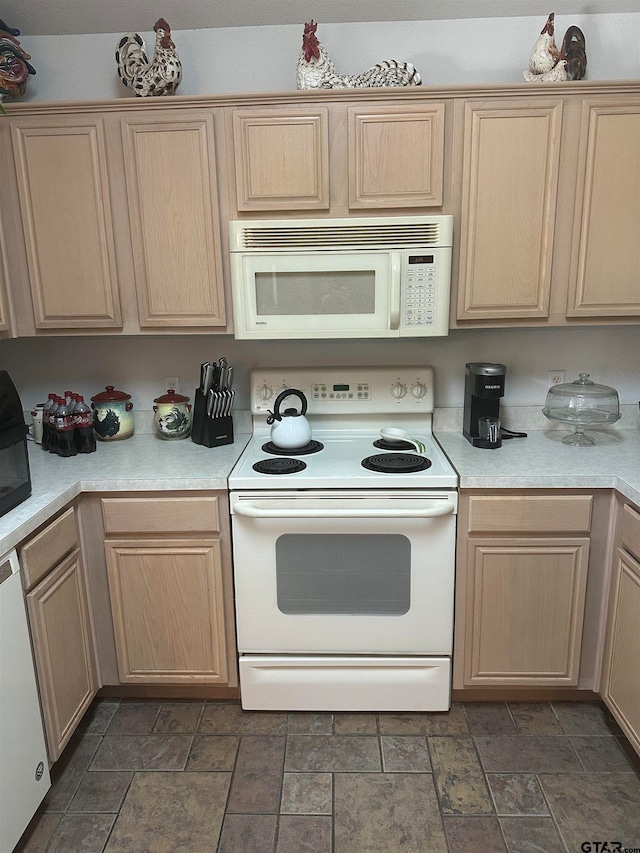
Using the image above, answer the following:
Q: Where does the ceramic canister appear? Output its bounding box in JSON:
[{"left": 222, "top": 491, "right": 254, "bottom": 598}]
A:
[
  {"left": 153, "top": 389, "right": 192, "bottom": 440},
  {"left": 91, "top": 386, "right": 134, "bottom": 441}
]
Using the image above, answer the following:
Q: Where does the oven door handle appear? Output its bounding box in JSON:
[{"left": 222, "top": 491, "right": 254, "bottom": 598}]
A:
[{"left": 232, "top": 501, "right": 455, "bottom": 518}]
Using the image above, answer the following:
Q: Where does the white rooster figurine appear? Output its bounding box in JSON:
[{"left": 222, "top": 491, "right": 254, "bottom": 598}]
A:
[
  {"left": 116, "top": 18, "right": 182, "bottom": 97},
  {"left": 297, "top": 21, "right": 421, "bottom": 90},
  {"left": 523, "top": 13, "right": 587, "bottom": 83}
]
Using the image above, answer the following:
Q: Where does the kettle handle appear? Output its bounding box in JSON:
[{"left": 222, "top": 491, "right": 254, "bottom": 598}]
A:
[{"left": 266, "top": 388, "right": 307, "bottom": 424}]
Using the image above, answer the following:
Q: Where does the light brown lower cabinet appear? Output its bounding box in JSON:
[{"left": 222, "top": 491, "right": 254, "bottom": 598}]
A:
[
  {"left": 26, "top": 548, "right": 98, "bottom": 761},
  {"left": 454, "top": 492, "right": 593, "bottom": 689},
  {"left": 104, "top": 537, "right": 228, "bottom": 684},
  {"left": 601, "top": 503, "right": 640, "bottom": 756},
  {"left": 462, "top": 537, "right": 589, "bottom": 686}
]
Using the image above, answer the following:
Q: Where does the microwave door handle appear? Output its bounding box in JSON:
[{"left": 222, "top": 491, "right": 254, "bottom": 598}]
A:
[
  {"left": 389, "top": 254, "right": 401, "bottom": 330},
  {"left": 232, "top": 501, "right": 455, "bottom": 519}
]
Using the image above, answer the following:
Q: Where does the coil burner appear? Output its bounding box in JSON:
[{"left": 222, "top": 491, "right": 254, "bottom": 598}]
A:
[
  {"left": 252, "top": 458, "right": 307, "bottom": 475},
  {"left": 361, "top": 453, "right": 432, "bottom": 474},
  {"left": 373, "top": 438, "right": 415, "bottom": 451},
  {"left": 261, "top": 441, "right": 324, "bottom": 456}
]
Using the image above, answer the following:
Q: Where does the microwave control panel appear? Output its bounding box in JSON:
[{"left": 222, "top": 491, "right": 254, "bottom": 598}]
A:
[{"left": 403, "top": 254, "right": 437, "bottom": 328}]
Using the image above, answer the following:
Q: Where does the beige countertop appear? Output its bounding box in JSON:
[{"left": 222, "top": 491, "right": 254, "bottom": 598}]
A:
[
  {"left": 0, "top": 432, "right": 251, "bottom": 555},
  {"left": 435, "top": 428, "right": 640, "bottom": 503},
  {"left": 1, "top": 427, "right": 638, "bottom": 556}
]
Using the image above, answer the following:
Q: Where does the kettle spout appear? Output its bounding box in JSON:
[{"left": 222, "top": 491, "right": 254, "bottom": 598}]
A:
[{"left": 266, "top": 410, "right": 281, "bottom": 425}]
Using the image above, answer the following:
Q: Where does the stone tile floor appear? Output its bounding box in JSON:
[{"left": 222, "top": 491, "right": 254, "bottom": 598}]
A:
[{"left": 14, "top": 699, "right": 640, "bottom": 853}]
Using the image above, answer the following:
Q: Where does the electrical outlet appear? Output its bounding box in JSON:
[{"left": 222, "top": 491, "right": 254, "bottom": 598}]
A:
[
  {"left": 163, "top": 376, "right": 180, "bottom": 393},
  {"left": 548, "top": 370, "right": 565, "bottom": 387}
]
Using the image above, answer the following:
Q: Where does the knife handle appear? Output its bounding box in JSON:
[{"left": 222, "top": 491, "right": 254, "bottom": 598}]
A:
[{"left": 200, "top": 362, "right": 209, "bottom": 392}]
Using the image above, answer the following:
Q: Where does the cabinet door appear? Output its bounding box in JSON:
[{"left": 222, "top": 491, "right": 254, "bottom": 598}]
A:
[
  {"left": 26, "top": 549, "right": 98, "bottom": 761},
  {"left": 456, "top": 100, "right": 563, "bottom": 320},
  {"left": 464, "top": 537, "right": 589, "bottom": 685},
  {"left": 0, "top": 213, "right": 10, "bottom": 334},
  {"left": 348, "top": 104, "right": 445, "bottom": 208},
  {"left": 105, "top": 538, "right": 228, "bottom": 684},
  {"left": 232, "top": 108, "right": 330, "bottom": 211},
  {"left": 120, "top": 112, "right": 226, "bottom": 327},
  {"left": 601, "top": 549, "right": 640, "bottom": 756},
  {"left": 11, "top": 118, "right": 122, "bottom": 329},
  {"left": 566, "top": 100, "right": 640, "bottom": 317}
]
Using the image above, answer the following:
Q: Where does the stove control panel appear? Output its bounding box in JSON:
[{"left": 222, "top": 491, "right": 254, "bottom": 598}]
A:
[
  {"left": 312, "top": 383, "right": 370, "bottom": 401},
  {"left": 251, "top": 367, "right": 434, "bottom": 414}
]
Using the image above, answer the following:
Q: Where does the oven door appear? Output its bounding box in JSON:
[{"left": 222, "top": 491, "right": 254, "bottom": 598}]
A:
[{"left": 230, "top": 490, "right": 457, "bottom": 655}]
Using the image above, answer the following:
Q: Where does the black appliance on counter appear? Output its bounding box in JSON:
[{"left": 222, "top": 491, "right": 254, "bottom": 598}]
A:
[
  {"left": 463, "top": 362, "right": 507, "bottom": 449},
  {"left": 0, "top": 371, "right": 31, "bottom": 518}
]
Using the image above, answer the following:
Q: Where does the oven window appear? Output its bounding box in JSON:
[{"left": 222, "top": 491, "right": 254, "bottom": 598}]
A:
[
  {"left": 255, "top": 271, "right": 376, "bottom": 316},
  {"left": 275, "top": 534, "right": 410, "bottom": 615}
]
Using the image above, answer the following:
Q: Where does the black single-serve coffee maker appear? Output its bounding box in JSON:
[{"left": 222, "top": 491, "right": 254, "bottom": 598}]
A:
[{"left": 463, "top": 363, "right": 507, "bottom": 449}]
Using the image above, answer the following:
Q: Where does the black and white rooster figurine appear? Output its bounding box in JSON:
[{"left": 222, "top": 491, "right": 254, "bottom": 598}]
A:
[
  {"left": 297, "top": 20, "right": 421, "bottom": 90},
  {"left": 523, "top": 13, "right": 586, "bottom": 83},
  {"left": 116, "top": 18, "right": 182, "bottom": 97}
]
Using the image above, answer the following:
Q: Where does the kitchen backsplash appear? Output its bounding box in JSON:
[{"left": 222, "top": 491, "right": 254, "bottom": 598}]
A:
[{"left": 3, "top": 324, "right": 639, "bottom": 421}]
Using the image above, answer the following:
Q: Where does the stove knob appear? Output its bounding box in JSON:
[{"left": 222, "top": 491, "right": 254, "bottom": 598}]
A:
[
  {"left": 257, "top": 384, "right": 273, "bottom": 402},
  {"left": 410, "top": 381, "right": 428, "bottom": 399},
  {"left": 390, "top": 382, "right": 407, "bottom": 400}
]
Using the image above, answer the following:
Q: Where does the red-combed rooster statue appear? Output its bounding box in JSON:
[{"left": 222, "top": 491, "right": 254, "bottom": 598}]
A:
[
  {"left": 116, "top": 18, "right": 182, "bottom": 97},
  {"left": 523, "top": 12, "right": 587, "bottom": 83},
  {"left": 297, "top": 21, "right": 421, "bottom": 90}
]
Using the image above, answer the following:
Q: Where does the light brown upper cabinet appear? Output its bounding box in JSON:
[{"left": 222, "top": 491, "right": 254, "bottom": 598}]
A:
[
  {"left": 565, "top": 99, "right": 640, "bottom": 318},
  {"left": 230, "top": 102, "right": 446, "bottom": 215},
  {"left": 232, "top": 108, "right": 330, "bottom": 211},
  {"left": 11, "top": 116, "right": 122, "bottom": 330},
  {"left": 120, "top": 111, "right": 226, "bottom": 327},
  {"left": 456, "top": 98, "right": 563, "bottom": 322},
  {"left": 348, "top": 104, "right": 444, "bottom": 209}
]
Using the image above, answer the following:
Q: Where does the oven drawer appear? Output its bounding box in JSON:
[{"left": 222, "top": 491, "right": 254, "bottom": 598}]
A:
[{"left": 239, "top": 655, "right": 451, "bottom": 711}]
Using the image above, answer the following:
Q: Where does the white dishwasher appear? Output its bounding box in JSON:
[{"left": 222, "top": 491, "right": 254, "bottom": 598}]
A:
[{"left": 0, "top": 549, "right": 50, "bottom": 852}]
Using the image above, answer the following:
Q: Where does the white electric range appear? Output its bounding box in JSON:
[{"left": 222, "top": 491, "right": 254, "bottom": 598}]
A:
[{"left": 228, "top": 366, "right": 459, "bottom": 712}]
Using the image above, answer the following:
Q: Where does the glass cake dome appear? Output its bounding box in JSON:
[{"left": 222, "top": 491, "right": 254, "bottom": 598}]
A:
[{"left": 542, "top": 373, "right": 621, "bottom": 446}]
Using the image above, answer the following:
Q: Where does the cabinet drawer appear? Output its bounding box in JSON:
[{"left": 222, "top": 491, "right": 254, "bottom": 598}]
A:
[
  {"left": 19, "top": 506, "right": 79, "bottom": 589},
  {"left": 102, "top": 496, "right": 220, "bottom": 535},
  {"left": 620, "top": 504, "right": 640, "bottom": 562},
  {"left": 468, "top": 494, "right": 593, "bottom": 534}
]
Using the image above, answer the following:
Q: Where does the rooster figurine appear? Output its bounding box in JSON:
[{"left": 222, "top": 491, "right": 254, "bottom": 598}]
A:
[
  {"left": 297, "top": 21, "right": 421, "bottom": 90},
  {"left": 523, "top": 13, "right": 586, "bottom": 83},
  {"left": 116, "top": 18, "right": 182, "bottom": 97},
  {"left": 0, "top": 18, "right": 36, "bottom": 111}
]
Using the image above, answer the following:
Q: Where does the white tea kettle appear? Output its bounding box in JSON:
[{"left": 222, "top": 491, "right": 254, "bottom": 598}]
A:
[{"left": 266, "top": 388, "right": 312, "bottom": 449}]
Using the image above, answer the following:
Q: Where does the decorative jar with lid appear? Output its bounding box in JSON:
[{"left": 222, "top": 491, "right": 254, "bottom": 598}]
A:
[
  {"left": 153, "top": 389, "right": 192, "bottom": 440},
  {"left": 91, "top": 386, "right": 134, "bottom": 441}
]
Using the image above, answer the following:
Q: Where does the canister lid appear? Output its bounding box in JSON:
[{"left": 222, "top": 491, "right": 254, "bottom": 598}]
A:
[
  {"left": 91, "top": 385, "right": 131, "bottom": 402},
  {"left": 154, "top": 388, "right": 190, "bottom": 404}
]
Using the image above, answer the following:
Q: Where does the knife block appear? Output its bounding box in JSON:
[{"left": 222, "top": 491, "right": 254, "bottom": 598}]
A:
[{"left": 191, "top": 389, "right": 234, "bottom": 448}]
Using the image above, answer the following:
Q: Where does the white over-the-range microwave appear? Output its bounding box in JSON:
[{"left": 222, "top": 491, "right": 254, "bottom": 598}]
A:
[{"left": 229, "top": 215, "right": 453, "bottom": 339}]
